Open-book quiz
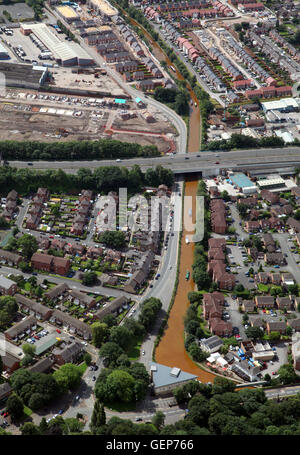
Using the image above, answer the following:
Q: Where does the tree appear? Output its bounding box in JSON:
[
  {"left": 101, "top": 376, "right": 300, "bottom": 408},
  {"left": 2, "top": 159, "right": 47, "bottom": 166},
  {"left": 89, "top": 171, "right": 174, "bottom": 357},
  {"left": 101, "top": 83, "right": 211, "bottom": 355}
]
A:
[
  {"left": 99, "top": 342, "right": 124, "bottom": 367},
  {"left": 288, "top": 284, "right": 298, "bottom": 296},
  {"left": 64, "top": 417, "right": 85, "bottom": 434},
  {"left": 82, "top": 271, "right": 98, "bottom": 286},
  {"left": 278, "top": 364, "right": 298, "bottom": 385},
  {"left": 106, "top": 370, "right": 135, "bottom": 403},
  {"left": 192, "top": 269, "right": 211, "bottom": 289},
  {"left": 28, "top": 392, "right": 44, "bottom": 410},
  {"left": 212, "top": 377, "right": 236, "bottom": 395},
  {"left": 83, "top": 352, "right": 92, "bottom": 365},
  {"left": 237, "top": 203, "right": 248, "bottom": 219},
  {"left": 17, "top": 234, "right": 38, "bottom": 259},
  {"left": 90, "top": 399, "right": 106, "bottom": 433},
  {"left": 50, "top": 204, "right": 60, "bottom": 218},
  {"left": 98, "top": 231, "right": 126, "bottom": 249},
  {"left": 91, "top": 322, "right": 109, "bottom": 348},
  {"left": 21, "top": 354, "right": 35, "bottom": 367},
  {"left": 109, "top": 326, "right": 131, "bottom": 350},
  {"left": 22, "top": 343, "right": 36, "bottom": 357},
  {"left": 21, "top": 422, "right": 40, "bottom": 435},
  {"left": 101, "top": 314, "right": 117, "bottom": 328},
  {"left": 6, "top": 394, "right": 24, "bottom": 421},
  {"left": 39, "top": 417, "right": 48, "bottom": 435},
  {"left": 152, "top": 411, "right": 165, "bottom": 430},
  {"left": 245, "top": 326, "right": 264, "bottom": 340},
  {"left": 0, "top": 216, "right": 9, "bottom": 229},
  {"left": 138, "top": 297, "right": 162, "bottom": 330},
  {"left": 53, "top": 363, "right": 82, "bottom": 394}
]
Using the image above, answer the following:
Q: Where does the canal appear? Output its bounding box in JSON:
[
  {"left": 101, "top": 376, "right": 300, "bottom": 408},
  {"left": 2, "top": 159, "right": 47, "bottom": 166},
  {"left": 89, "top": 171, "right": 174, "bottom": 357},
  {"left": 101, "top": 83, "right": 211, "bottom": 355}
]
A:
[
  {"left": 125, "top": 13, "right": 201, "bottom": 153},
  {"left": 156, "top": 177, "right": 218, "bottom": 382},
  {"left": 124, "top": 10, "right": 216, "bottom": 382}
]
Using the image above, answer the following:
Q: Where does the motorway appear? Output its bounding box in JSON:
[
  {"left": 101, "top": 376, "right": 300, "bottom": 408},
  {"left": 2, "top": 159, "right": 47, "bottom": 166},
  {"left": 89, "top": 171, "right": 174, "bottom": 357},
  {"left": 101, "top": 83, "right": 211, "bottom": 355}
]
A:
[{"left": 8, "top": 146, "right": 300, "bottom": 174}]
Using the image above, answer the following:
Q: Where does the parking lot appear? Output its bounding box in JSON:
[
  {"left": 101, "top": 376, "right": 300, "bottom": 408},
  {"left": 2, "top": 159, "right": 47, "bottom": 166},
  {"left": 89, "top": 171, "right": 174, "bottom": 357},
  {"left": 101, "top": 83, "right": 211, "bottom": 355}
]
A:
[{"left": 2, "top": 27, "right": 51, "bottom": 64}]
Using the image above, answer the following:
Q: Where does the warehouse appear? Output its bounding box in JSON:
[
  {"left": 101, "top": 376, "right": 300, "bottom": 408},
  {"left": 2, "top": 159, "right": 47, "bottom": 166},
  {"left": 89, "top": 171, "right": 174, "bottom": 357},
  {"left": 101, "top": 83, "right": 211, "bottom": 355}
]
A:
[
  {"left": 21, "top": 23, "right": 94, "bottom": 66},
  {"left": 256, "top": 176, "right": 286, "bottom": 190},
  {"left": 0, "top": 62, "right": 48, "bottom": 89},
  {"left": 56, "top": 5, "right": 79, "bottom": 23},
  {"left": 229, "top": 172, "right": 257, "bottom": 194},
  {"left": 261, "top": 98, "right": 299, "bottom": 113},
  {"left": 0, "top": 42, "right": 9, "bottom": 60}
]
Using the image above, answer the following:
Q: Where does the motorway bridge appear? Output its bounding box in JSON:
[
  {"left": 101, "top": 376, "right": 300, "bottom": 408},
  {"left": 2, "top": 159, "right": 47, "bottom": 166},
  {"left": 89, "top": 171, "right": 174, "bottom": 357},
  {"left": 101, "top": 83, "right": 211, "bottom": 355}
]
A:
[{"left": 8, "top": 146, "right": 300, "bottom": 176}]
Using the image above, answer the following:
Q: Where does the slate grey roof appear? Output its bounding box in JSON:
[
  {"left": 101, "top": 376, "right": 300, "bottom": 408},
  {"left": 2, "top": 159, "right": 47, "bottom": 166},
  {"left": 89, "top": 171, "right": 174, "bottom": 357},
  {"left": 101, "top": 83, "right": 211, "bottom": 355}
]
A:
[{"left": 150, "top": 362, "right": 197, "bottom": 388}]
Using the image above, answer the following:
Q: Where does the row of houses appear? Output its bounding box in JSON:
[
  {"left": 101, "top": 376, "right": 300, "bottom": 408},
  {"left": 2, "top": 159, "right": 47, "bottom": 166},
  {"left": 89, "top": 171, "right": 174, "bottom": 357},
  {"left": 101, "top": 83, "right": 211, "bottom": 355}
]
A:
[
  {"left": 210, "top": 198, "right": 227, "bottom": 234},
  {"left": 237, "top": 2, "right": 264, "bottom": 12},
  {"left": 123, "top": 250, "right": 155, "bottom": 293},
  {"left": 2, "top": 189, "right": 18, "bottom": 221},
  {"left": 71, "top": 189, "right": 93, "bottom": 236},
  {"left": 240, "top": 294, "right": 297, "bottom": 312},
  {"left": 118, "top": 23, "right": 145, "bottom": 58},
  {"left": 31, "top": 252, "right": 70, "bottom": 276},
  {"left": 269, "top": 29, "right": 300, "bottom": 60},
  {"left": 25, "top": 188, "right": 50, "bottom": 230},
  {"left": 248, "top": 30, "right": 300, "bottom": 77},
  {"left": 207, "top": 237, "right": 236, "bottom": 290},
  {"left": 256, "top": 271, "right": 295, "bottom": 287},
  {"left": 220, "top": 29, "right": 273, "bottom": 84},
  {"left": 244, "top": 217, "right": 283, "bottom": 232},
  {"left": 203, "top": 292, "right": 233, "bottom": 337},
  {"left": 245, "top": 85, "right": 293, "bottom": 100},
  {"left": 208, "top": 46, "right": 244, "bottom": 81}
]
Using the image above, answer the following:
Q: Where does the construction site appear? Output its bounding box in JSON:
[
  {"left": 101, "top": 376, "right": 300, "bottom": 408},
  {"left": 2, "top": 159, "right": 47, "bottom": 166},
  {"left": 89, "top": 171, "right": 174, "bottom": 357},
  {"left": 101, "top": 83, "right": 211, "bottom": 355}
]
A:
[{"left": 0, "top": 88, "right": 176, "bottom": 151}]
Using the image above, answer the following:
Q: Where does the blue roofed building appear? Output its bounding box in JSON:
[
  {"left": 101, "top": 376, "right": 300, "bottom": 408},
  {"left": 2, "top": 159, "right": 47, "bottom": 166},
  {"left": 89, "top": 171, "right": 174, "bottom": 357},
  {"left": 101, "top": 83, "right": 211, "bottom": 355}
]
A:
[
  {"left": 229, "top": 172, "right": 257, "bottom": 194},
  {"left": 149, "top": 362, "right": 198, "bottom": 396}
]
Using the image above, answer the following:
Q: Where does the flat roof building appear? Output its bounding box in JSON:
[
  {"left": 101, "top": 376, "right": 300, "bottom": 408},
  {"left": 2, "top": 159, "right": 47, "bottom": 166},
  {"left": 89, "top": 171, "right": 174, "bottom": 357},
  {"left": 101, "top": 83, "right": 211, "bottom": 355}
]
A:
[
  {"left": 0, "top": 62, "right": 48, "bottom": 89},
  {"left": 261, "top": 98, "right": 299, "bottom": 113},
  {"left": 87, "top": 0, "right": 118, "bottom": 17},
  {"left": 256, "top": 176, "right": 286, "bottom": 190},
  {"left": 149, "top": 362, "right": 198, "bottom": 396},
  {"left": 229, "top": 173, "right": 256, "bottom": 191},
  {"left": 21, "top": 23, "right": 94, "bottom": 67},
  {"left": 56, "top": 5, "right": 79, "bottom": 22},
  {"left": 0, "top": 42, "right": 9, "bottom": 60}
]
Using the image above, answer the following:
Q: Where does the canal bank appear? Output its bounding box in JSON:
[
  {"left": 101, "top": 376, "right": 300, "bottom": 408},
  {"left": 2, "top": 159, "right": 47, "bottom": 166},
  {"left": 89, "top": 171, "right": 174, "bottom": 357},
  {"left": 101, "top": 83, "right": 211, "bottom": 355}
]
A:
[
  {"left": 155, "top": 178, "right": 218, "bottom": 383},
  {"left": 119, "top": 7, "right": 201, "bottom": 153}
]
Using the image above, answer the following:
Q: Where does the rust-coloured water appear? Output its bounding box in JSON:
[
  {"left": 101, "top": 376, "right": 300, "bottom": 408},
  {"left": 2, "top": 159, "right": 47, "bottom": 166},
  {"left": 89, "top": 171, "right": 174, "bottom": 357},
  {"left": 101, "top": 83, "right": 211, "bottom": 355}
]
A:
[
  {"left": 126, "top": 14, "right": 201, "bottom": 153},
  {"left": 156, "top": 179, "right": 217, "bottom": 382},
  {"left": 125, "top": 10, "right": 213, "bottom": 380}
]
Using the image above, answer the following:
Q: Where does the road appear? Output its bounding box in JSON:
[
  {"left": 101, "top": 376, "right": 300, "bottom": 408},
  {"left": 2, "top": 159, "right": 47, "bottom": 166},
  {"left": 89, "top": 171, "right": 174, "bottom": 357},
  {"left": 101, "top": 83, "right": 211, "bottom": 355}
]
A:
[
  {"left": 7, "top": 146, "right": 300, "bottom": 174},
  {"left": 150, "top": 20, "right": 225, "bottom": 107}
]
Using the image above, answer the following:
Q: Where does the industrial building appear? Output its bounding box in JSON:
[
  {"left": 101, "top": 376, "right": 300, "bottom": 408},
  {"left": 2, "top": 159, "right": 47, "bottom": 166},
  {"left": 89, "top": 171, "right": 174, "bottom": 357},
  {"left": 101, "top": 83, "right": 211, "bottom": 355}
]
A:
[
  {"left": 261, "top": 98, "right": 299, "bottom": 113},
  {"left": 87, "top": 0, "right": 118, "bottom": 17},
  {"left": 275, "top": 130, "right": 295, "bottom": 144},
  {"left": 228, "top": 172, "right": 257, "bottom": 194},
  {"left": 149, "top": 362, "right": 198, "bottom": 396},
  {"left": 20, "top": 23, "right": 94, "bottom": 66},
  {"left": 256, "top": 176, "right": 286, "bottom": 190},
  {"left": 0, "top": 42, "right": 10, "bottom": 60},
  {"left": 0, "top": 62, "right": 48, "bottom": 89}
]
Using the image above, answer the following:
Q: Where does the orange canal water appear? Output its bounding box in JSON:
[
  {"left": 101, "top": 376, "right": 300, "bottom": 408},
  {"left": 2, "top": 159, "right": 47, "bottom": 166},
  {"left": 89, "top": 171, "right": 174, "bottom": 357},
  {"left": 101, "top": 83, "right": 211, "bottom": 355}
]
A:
[
  {"left": 125, "top": 10, "right": 213, "bottom": 380},
  {"left": 156, "top": 178, "right": 218, "bottom": 383}
]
